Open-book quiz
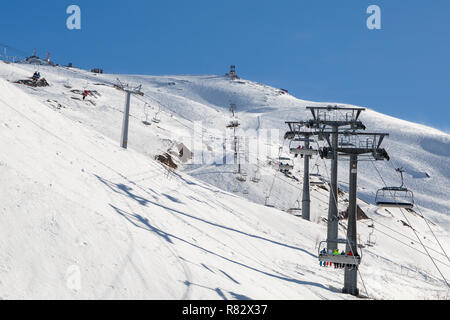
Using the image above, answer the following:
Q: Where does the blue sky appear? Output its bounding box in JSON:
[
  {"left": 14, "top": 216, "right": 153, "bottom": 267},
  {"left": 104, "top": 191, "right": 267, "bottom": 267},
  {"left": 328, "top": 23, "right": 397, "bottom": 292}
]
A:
[{"left": 1, "top": 0, "right": 449, "bottom": 132}]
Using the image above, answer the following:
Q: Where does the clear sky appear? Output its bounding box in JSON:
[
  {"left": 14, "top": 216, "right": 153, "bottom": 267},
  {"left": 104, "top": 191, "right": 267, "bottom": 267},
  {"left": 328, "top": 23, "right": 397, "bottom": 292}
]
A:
[{"left": 1, "top": 0, "right": 449, "bottom": 132}]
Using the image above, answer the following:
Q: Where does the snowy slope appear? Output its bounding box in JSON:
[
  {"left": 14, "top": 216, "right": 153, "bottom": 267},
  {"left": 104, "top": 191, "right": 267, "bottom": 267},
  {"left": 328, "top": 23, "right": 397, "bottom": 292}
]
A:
[{"left": 0, "top": 61, "right": 449, "bottom": 299}]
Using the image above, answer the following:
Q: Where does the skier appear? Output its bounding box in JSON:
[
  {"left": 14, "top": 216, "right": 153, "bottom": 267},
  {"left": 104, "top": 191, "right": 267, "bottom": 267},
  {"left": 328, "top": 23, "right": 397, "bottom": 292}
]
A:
[{"left": 82, "top": 90, "right": 88, "bottom": 100}]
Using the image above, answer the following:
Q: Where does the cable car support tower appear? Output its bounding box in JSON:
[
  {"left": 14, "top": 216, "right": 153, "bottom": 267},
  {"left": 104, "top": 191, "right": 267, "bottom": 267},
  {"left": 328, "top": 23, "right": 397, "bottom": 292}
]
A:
[
  {"left": 285, "top": 122, "right": 318, "bottom": 221},
  {"left": 115, "top": 79, "right": 144, "bottom": 149},
  {"left": 320, "top": 130, "right": 390, "bottom": 295},
  {"left": 306, "top": 106, "right": 367, "bottom": 252}
]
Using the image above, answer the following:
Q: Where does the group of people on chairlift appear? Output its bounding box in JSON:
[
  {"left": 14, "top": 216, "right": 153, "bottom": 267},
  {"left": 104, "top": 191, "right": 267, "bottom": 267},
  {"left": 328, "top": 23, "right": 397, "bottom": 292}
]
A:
[
  {"left": 294, "top": 145, "right": 313, "bottom": 159},
  {"left": 319, "top": 248, "right": 360, "bottom": 270}
]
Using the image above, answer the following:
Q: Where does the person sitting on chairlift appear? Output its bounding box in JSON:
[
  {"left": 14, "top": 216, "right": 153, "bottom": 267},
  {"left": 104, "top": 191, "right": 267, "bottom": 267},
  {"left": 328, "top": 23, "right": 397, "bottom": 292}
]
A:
[
  {"left": 319, "top": 248, "right": 327, "bottom": 267},
  {"left": 333, "top": 249, "right": 340, "bottom": 269},
  {"left": 340, "top": 251, "right": 346, "bottom": 269}
]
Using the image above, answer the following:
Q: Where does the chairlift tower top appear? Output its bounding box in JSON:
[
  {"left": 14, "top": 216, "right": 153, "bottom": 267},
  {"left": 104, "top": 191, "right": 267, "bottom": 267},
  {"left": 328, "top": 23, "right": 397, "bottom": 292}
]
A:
[
  {"left": 306, "top": 105, "right": 366, "bottom": 131},
  {"left": 319, "top": 131, "right": 390, "bottom": 161}
]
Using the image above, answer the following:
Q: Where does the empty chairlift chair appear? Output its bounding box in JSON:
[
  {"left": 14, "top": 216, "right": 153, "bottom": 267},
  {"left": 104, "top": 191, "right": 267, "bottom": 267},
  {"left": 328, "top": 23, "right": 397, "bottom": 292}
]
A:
[
  {"left": 142, "top": 103, "right": 151, "bottom": 125},
  {"left": 375, "top": 168, "right": 414, "bottom": 209},
  {"left": 251, "top": 170, "right": 261, "bottom": 183},
  {"left": 264, "top": 196, "right": 275, "bottom": 208},
  {"left": 152, "top": 106, "right": 162, "bottom": 124},
  {"left": 287, "top": 201, "right": 302, "bottom": 217},
  {"left": 236, "top": 172, "right": 247, "bottom": 182},
  {"left": 310, "top": 164, "right": 325, "bottom": 186}
]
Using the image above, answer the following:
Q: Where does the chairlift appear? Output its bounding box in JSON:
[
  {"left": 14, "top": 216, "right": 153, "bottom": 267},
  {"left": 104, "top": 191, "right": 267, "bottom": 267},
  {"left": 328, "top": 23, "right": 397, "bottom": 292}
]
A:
[
  {"left": 251, "top": 169, "right": 261, "bottom": 183},
  {"left": 287, "top": 201, "right": 302, "bottom": 217},
  {"left": 310, "top": 164, "right": 325, "bottom": 186},
  {"left": 264, "top": 196, "right": 275, "bottom": 208},
  {"left": 142, "top": 103, "right": 151, "bottom": 125},
  {"left": 236, "top": 175, "right": 246, "bottom": 182},
  {"left": 311, "top": 177, "right": 325, "bottom": 186},
  {"left": 289, "top": 139, "right": 318, "bottom": 157},
  {"left": 243, "top": 188, "right": 249, "bottom": 195},
  {"left": 226, "top": 120, "right": 240, "bottom": 128},
  {"left": 375, "top": 168, "right": 414, "bottom": 209},
  {"left": 318, "top": 239, "right": 362, "bottom": 267},
  {"left": 152, "top": 106, "right": 162, "bottom": 123},
  {"left": 366, "top": 225, "right": 377, "bottom": 247},
  {"left": 278, "top": 157, "right": 294, "bottom": 171},
  {"left": 152, "top": 115, "right": 161, "bottom": 124}
]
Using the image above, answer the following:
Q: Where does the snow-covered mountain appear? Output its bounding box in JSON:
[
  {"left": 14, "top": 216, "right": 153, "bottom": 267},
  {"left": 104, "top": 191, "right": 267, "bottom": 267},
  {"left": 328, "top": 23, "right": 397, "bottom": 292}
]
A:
[{"left": 0, "top": 61, "right": 448, "bottom": 300}]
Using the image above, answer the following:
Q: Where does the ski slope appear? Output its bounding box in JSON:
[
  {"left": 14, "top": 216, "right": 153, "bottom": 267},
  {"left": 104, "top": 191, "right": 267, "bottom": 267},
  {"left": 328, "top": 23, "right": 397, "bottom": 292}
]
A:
[{"left": 0, "top": 61, "right": 449, "bottom": 300}]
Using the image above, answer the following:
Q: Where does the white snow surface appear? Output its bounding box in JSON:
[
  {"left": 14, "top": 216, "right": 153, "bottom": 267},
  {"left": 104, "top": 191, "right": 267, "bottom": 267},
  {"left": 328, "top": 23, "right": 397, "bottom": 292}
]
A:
[{"left": 0, "top": 61, "right": 449, "bottom": 300}]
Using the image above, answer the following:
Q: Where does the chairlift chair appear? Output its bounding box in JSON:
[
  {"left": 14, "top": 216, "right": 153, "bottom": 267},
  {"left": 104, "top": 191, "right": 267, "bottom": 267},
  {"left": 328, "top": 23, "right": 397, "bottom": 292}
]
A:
[
  {"left": 152, "top": 106, "right": 162, "bottom": 123},
  {"left": 142, "top": 103, "right": 152, "bottom": 125},
  {"left": 278, "top": 157, "right": 294, "bottom": 171},
  {"left": 310, "top": 164, "right": 324, "bottom": 185},
  {"left": 152, "top": 115, "right": 161, "bottom": 124},
  {"left": 375, "top": 168, "right": 414, "bottom": 209},
  {"left": 251, "top": 169, "right": 261, "bottom": 183},
  {"left": 287, "top": 201, "right": 302, "bottom": 217},
  {"left": 366, "top": 234, "right": 377, "bottom": 247},
  {"left": 226, "top": 120, "right": 240, "bottom": 128},
  {"left": 289, "top": 139, "right": 318, "bottom": 157},
  {"left": 310, "top": 178, "right": 325, "bottom": 186},
  {"left": 318, "top": 240, "right": 362, "bottom": 266},
  {"left": 264, "top": 196, "right": 275, "bottom": 208},
  {"left": 279, "top": 163, "right": 294, "bottom": 171}
]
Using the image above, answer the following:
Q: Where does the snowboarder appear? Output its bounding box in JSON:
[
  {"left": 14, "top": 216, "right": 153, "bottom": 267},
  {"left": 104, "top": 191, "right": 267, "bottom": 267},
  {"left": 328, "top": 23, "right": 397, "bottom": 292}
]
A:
[{"left": 82, "top": 90, "right": 88, "bottom": 100}]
